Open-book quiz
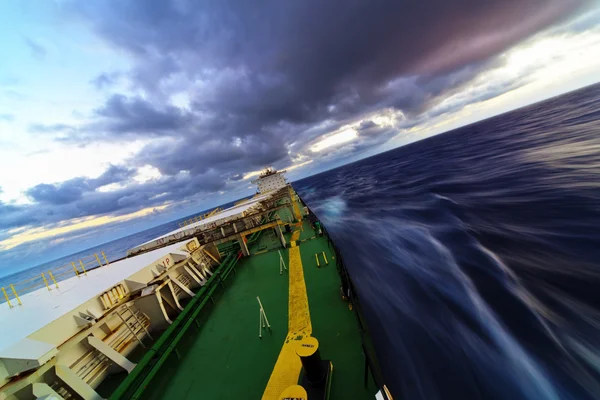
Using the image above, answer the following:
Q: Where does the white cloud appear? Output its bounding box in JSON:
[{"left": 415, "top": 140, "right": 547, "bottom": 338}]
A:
[
  {"left": 134, "top": 165, "right": 162, "bottom": 184},
  {"left": 310, "top": 128, "right": 358, "bottom": 152},
  {"left": 0, "top": 139, "right": 150, "bottom": 204}
]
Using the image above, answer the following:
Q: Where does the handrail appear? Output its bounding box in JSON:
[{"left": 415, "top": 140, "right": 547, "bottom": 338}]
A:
[
  {"left": 111, "top": 250, "right": 242, "bottom": 400},
  {"left": 0, "top": 249, "right": 112, "bottom": 307},
  {"left": 178, "top": 207, "right": 224, "bottom": 228}
]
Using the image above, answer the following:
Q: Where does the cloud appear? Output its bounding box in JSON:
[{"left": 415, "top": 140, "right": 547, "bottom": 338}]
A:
[
  {"left": 3, "top": 0, "right": 593, "bottom": 260},
  {"left": 25, "top": 164, "right": 136, "bottom": 204},
  {"left": 1, "top": 162, "right": 227, "bottom": 234},
  {"left": 0, "top": 114, "right": 14, "bottom": 122},
  {"left": 28, "top": 123, "right": 77, "bottom": 134},
  {"left": 60, "top": 0, "right": 585, "bottom": 171},
  {"left": 90, "top": 72, "right": 122, "bottom": 89},
  {"left": 23, "top": 37, "right": 47, "bottom": 60},
  {"left": 93, "top": 94, "right": 191, "bottom": 137},
  {"left": 0, "top": 204, "right": 169, "bottom": 251}
]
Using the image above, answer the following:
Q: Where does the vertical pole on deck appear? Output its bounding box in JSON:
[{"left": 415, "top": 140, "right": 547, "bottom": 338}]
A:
[
  {"left": 257, "top": 296, "right": 271, "bottom": 338},
  {"left": 48, "top": 271, "right": 59, "bottom": 288},
  {"left": 259, "top": 307, "right": 263, "bottom": 338},
  {"left": 41, "top": 273, "right": 51, "bottom": 291},
  {"left": 10, "top": 285, "right": 21, "bottom": 305},
  {"left": 94, "top": 253, "right": 103, "bottom": 267},
  {"left": 2, "top": 287, "right": 13, "bottom": 308},
  {"left": 72, "top": 262, "right": 80, "bottom": 277},
  {"left": 101, "top": 251, "right": 110, "bottom": 265},
  {"left": 79, "top": 260, "right": 87, "bottom": 275},
  {"left": 278, "top": 251, "right": 287, "bottom": 275}
]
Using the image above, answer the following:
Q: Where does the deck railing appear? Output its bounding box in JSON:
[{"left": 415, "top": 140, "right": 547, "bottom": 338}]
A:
[
  {"left": 110, "top": 249, "right": 243, "bottom": 400},
  {"left": 1, "top": 250, "right": 112, "bottom": 308},
  {"left": 178, "top": 207, "right": 223, "bottom": 228}
]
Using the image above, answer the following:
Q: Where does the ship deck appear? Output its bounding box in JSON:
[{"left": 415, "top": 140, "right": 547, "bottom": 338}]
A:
[{"left": 109, "top": 217, "right": 377, "bottom": 399}]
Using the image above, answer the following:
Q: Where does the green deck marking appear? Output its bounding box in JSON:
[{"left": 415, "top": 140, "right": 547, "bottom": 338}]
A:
[
  {"left": 141, "top": 248, "right": 289, "bottom": 400},
  {"left": 128, "top": 219, "right": 376, "bottom": 399}
]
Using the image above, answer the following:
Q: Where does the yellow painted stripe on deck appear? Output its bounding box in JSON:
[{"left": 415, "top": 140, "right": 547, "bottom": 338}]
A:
[{"left": 262, "top": 230, "right": 311, "bottom": 399}]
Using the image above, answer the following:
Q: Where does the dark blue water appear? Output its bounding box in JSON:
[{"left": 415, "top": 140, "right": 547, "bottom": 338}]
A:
[{"left": 294, "top": 83, "right": 600, "bottom": 400}]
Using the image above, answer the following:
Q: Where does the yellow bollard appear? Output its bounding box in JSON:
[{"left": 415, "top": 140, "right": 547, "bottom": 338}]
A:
[
  {"left": 94, "top": 253, "right": 103, "bottom": 267},
  {"left": 79, "top": 260, "right": 88, "bottom": 275},
  {"left": 10, "top": 285, "right": 22, "bottom": 305},
  {"left": 1, "top": 287, "right": 12, "bottom": 308},
  {"left": 48, "top": 271, "right": 59, "bottom": 288},
  {"left": 101, "top": 251, "right": 110, "bottom": 265},
  {"left": 72, "top": 261, "right": 80, "bottom": 277},
  {"left": 322, "top": 251, "right": 328, "bottom": 265},
  {"left": 42, "top": 273, "right": 51, "bottom": 291},
  {"left": 315, "top": 253, "right": 320, "bottom": 267}
]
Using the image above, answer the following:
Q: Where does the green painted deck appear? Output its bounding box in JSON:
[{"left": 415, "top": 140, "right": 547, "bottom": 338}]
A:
[{"left": 138, "top": 220, "right": 376, "bottom": 399}]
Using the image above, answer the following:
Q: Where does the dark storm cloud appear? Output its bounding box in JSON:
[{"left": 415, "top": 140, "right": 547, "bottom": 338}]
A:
[
  {"left": 9, "top": 0, "right": 586, "bottom": 234},
  {"left": 66, "top": 0, "right": 585, "bottom": 150},
  {"left": 26, "top": 180, "right": 86, "bottom": 205},
  {"left": 336, "top": 120, "right": 398, "bottom": 155},
  {"left": 2, "top": 164, "right": 227, "bottom": 231},
  {"left": 136, "top": 135, "right": 289, "bottom": 176},
  {"left": 93, "top": 94, "right": 190, "bottom": 136},
  {"left": 25, "top": 165, "right": 136, "bottom": 205}
]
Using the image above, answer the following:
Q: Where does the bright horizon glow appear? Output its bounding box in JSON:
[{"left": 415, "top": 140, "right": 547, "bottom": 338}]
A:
[
  {"left": 310, "top": 129, "right": 358, "bottom": 152},
  {"left": 0, "top": 204, "right": 170, "bottom": 251}
]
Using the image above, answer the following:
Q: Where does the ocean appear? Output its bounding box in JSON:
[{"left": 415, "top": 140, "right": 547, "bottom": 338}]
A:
[
  {"left": 295, "top": 83, "right": 600, "bottom": 399},
  {"left": 4, "top": 83, "right": 600, "bottom": 399}
]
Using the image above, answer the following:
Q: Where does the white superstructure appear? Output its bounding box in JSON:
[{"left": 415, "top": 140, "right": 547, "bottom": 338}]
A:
[
  {"left": 127, "top": 191, "right": 273, "bottom": 256},
  {"left": 0, "top": 238, "right": 219, "bottom": 400},
  {"left": 252, "top": 168, "right": 287, "bottom": 194}
]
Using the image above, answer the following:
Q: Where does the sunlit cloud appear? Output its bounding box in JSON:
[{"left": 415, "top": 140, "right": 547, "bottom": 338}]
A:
[
  {"left": 96, "top": 182, "right": 126, "bottom": 192},
  {"left": 310, "top": 129, "right": 358, "bottom": 152},
  {"left": 134, "top": 165, "right": 162, "bottom": 183},
  {"left": 243, "top": 170, "right": 262, "bottom": 180},
  {"left": 383, "top": 21, "right": 600, "bottom": 151},
  {"left": 286, "top": 159, "right": 314, "bottom": 172},
  {"left": 0, "top": 204, "right": 169, "bottom": 251}
]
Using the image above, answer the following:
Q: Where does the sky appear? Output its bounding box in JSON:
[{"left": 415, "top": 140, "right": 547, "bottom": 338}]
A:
[{"left": 1, "top": 0, "right": 600, "bottom": 276}]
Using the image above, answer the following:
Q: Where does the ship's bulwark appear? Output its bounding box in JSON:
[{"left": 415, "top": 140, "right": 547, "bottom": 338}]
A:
[{"left": 295, "top": 83, "right": 600, "bottom": 400}]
